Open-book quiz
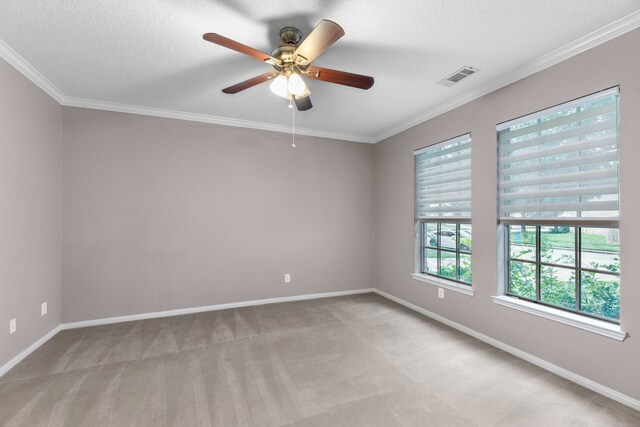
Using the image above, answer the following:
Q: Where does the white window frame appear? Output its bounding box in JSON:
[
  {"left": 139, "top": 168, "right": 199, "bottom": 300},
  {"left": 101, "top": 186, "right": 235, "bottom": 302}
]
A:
[
  {"left": 494, "top": 88, "right": 626, "bottom": 340},
  {"left": 413, "top": 134, "right": 474, "bottom": 296}
]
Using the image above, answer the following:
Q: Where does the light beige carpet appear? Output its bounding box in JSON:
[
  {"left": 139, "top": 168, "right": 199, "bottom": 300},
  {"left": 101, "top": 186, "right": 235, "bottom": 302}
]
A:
[{"left": 0, "top": 293, "right": 638, "bottom": 426}]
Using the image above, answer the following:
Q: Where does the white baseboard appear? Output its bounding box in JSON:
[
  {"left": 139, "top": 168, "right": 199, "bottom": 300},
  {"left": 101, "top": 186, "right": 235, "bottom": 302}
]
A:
[
  {"left": 5, "top": 288, "right": 638, "bottom": 413},
  {"left": 61, "top": 288, "right": 374, "bottom": 330},
  {"left": 0, "top": 325, "right": 62, "bottom": 378},
  {"left": 0, "top": 289, "right": 372, "bottom": 378},
  {"left": 373, "top": 288, "right": 640, "bottom": 412}
]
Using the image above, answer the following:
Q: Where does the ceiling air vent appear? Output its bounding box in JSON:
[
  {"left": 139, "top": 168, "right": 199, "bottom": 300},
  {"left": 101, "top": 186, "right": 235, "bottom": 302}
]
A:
[{"left": 437, "top": 66, "right": 479, "bottom": 87}]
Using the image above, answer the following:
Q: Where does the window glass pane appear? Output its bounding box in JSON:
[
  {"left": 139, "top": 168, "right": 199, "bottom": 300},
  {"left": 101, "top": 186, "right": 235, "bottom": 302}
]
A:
[
  {"left": 419, "top": 221, "right": 472, "bottom": 285},
  {"left": 540, "top": 266, "right": 576, "bottom": 310},
  {"left": 460, "top": 253, "right": 472, "bottom": 283},
  {"left": 425, "top": 223, "right": 438, "bottom": 247},
  {"left": 440, "top": 223, "right": 457, "bottom": 250},
  {"left": 508, "top": 260, "right": 536, "bottom": 300},
  {"left": 460, "top": 223, "right": 472, "bottom": 252},
  {"left": 581, "top": 228, "right": 620, "bottom": 273},
  {"left": 509, "top": 225, "right": 536, "bottom": 261},
  {"left": 581, "top": 272, "right": 620, "bottom": 320},
  {"left": 424, "top": 249, "right": 438, "bottom": 274},
  {"left": 439, "top": 251, "right": 457, "bottom": 279},
  {"left": 540, "top": 226, "right": 575, "bottom": 266}
]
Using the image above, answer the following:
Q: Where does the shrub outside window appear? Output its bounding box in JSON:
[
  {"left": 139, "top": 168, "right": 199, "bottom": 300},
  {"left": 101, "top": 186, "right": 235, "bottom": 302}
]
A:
[{"left": 507, "top": 225, "right": 620, "bottom": 321}]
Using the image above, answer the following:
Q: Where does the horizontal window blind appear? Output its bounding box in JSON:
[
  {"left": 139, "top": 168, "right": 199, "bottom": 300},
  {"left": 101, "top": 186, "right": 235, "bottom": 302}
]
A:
[
  {"left": 497, "top": 88, "right": 619, "bottom": 220},
  {"left": 415, "top": 134, "right": 471, "bottom": 218}
]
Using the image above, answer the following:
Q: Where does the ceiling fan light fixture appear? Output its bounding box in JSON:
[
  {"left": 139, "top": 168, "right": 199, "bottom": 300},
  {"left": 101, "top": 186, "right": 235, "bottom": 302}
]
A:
[
  {"left": 205, "top": 19, "right": 374, "bottom": 111},
  {"left": 269, "top": 74, "right": 288, "bottom": 97},
  {"left": 287, "top": 73, "right": 306, "bottom": 96}
]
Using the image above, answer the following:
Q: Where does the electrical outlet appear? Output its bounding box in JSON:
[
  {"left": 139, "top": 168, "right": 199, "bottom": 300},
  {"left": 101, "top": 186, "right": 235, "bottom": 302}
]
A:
[
  {"left": 41, "top": 302, "right": 47, "bottom": 316},
  {"left": 9, "top": 318, "right": 16, "bottom": 334},
  {"left": 284, "top": 274, "right": 291, "bottom": 283},
  {"left": 438, "top": 288, "right": 445, "bottom": 299}
]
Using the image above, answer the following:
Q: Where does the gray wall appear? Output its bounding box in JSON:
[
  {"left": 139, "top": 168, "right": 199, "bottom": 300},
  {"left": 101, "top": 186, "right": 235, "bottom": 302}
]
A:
[
  {"left": 61, "top": 108, "right": 374, "bottom": 323},
  {"left": 0, "top": 58, "right": 62, "bottom": 367},
  {"left": 373, "top": 28, "right": 640, "bottom": 400},
  {"left": 4, "top": 23, "right": 639, "bottom": 403}
]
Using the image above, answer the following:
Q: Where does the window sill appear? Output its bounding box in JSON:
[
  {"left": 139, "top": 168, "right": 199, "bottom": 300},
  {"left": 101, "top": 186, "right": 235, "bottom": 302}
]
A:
[
  {"left": 491, "top": 295, "right": 627, "bottom": 341},
  {"left": 411, "top": 273, "right": 475, "bottom": 296}
]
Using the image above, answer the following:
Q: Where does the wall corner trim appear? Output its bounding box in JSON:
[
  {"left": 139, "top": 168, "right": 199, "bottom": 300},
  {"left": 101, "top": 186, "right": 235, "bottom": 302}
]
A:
[
  {"left": 372, "top": 288, "right": 640, "bottom": 412},
  {"left": 0, "top": 39, "right": 65, "bottom": 104},
  {"left": 0, "top": 326, "right": 62, "bottom": 378}
]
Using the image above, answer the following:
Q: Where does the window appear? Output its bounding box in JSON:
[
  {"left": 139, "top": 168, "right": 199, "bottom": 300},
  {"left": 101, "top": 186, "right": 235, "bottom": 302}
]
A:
[
  {"left": 507, "top": 225, "right": 620, "bottom": 321},
  {"left": 497, "top": 88, "right": 620, "bottom": 323},
  {"left": 414, "top": 134, "right": 472, "bottom": 290},
  {"left": 421, "top": 221, "right": 472, "bottom": 284}
]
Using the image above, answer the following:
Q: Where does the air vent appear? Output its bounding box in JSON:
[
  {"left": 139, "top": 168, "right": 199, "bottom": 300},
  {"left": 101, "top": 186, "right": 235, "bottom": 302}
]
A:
[{"left": 437, "top": 66, "right": 479, "bottom": 87}]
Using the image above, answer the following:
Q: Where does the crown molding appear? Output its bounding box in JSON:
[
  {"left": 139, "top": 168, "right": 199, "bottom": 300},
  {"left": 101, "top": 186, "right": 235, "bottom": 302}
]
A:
[
  {"left": 62, "top": 97, "right": 373, "bottom": 143},
  {"left": 0, "top": 38, "right": 372, "bottom": 143},
  {"left": 372, "top": 10, "right": 640, "bottom": 143},
  {"left": 2, "top": 10, "right": 640, "bottom": 145},
  {"left": 0, "top": 39, "right": 65, "bottom": 104}
]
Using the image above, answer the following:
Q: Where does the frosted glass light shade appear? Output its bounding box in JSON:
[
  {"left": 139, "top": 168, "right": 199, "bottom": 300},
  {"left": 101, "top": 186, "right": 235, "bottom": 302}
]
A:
[
  {"left": 287, "top": 73, "right": 306, "bottom": 96},
  {"left": 269, "top": 75, "right": 288, "bottom": 97}
]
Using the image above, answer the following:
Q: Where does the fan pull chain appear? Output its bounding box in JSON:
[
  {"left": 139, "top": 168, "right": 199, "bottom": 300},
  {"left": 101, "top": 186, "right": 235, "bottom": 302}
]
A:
[{"left": 291, "top": 98, "right": 296, "bottom": 148}]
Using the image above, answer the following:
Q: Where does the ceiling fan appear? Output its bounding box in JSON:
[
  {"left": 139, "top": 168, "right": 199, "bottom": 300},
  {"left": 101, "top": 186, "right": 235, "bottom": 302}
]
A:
[{"left": 203, "top": 20, "right": 374, "bottom": 111}]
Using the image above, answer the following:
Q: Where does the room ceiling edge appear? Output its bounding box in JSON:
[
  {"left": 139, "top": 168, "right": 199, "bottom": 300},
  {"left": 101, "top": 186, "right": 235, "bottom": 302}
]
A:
[{"left": 2, "top": 10, "right": 639, "bottom": 145}]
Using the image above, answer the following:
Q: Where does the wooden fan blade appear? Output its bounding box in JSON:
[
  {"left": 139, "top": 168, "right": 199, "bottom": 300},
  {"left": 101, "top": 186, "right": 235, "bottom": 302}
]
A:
[
  {"left": 203, "top": 33, "right": 281, "bottom": 65},
  {"left": 222, "top": 72, "right": 278, "bottom": 94},
  {"left": 294, "top": 95, "right": 313, "bottom": 111},
  {"left": 292, "top": 20, "right": 344, "bottom": 66},
  {"left": 305, "top": 67, "right": 374, "bottom": 90}
]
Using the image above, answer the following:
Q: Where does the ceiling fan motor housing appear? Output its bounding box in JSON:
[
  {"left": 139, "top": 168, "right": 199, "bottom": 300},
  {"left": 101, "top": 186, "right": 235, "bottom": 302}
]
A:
[
  {"left": 279, "top": 27, "right": 302, "bottom": 45},
  {"left": 271, "top": 44, "right": 297, "bottom": 67},
  {"left": 272, "top": 27, "right": 305, "bottom": 70}
]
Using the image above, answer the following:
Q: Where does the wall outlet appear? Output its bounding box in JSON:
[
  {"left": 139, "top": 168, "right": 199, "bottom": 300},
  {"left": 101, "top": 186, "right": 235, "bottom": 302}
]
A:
[
  {"left": 41, "top": 301, "right": 48, "bottom": 316},
  {"left": 9, "top": 318, "right": 16, "bottom": 334},
  {"left": 284, "top": 274, "right": 291, "bottom": 283},
  {"left": 438, "top": 288, "right": 445, "bottom": 299}
]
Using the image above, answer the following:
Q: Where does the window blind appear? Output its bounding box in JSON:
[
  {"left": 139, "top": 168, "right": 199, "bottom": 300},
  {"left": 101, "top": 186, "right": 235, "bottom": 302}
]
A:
[
  {"left": 415, "top": 134, "right": 471, "bottom": 218},
  {"left": 497, "top": 88, "right": 619, "bottom": 220}
]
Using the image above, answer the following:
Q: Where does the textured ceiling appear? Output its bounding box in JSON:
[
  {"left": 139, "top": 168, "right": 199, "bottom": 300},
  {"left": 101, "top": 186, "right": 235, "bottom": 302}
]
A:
[{"left": 1, "top": 1, "right": 640, "bottom": 142}]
